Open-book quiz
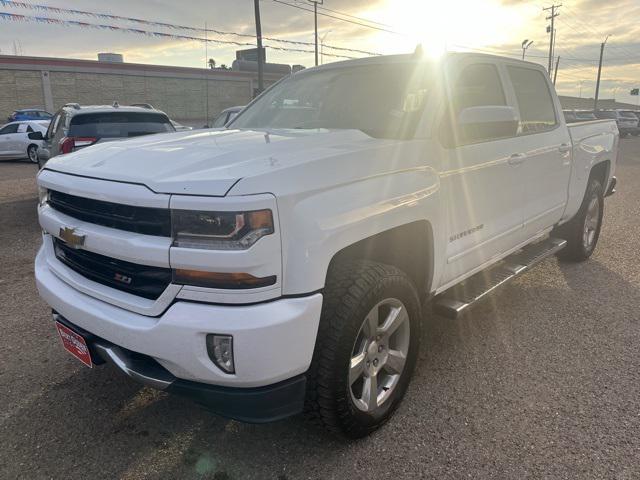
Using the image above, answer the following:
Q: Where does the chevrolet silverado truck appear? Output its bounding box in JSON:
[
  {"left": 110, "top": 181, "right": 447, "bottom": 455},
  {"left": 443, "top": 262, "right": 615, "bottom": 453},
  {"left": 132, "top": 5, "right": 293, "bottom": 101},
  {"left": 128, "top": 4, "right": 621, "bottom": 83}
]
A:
[{"left": 35, "top": 52, "right": 618, "bottom": 438}]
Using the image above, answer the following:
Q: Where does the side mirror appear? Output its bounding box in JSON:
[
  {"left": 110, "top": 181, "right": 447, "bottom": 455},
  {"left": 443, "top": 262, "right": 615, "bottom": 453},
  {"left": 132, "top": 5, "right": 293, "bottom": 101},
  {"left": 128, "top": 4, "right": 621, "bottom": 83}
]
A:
[
  {"left": 28, "top": 131, "right": 44, "bottom": 140},
  {"left": 457, "top": 106, "right": 519, "bottom": 143}
]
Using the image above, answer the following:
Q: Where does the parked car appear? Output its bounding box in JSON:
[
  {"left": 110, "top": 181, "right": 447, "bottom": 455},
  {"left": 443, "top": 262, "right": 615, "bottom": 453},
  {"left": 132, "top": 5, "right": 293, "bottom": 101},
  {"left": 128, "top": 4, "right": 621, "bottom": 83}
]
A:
[
  {"left": 594, "top": 109, "right": 638, "bottom": 136},
  {"left": 0, "top": 120, "right": 49, "bottom": 163},
  {"left": 7, "top": 108, "right": 52, "bottom": 123},
  {"left": 35, "top": 52, "right": 618, "bottom": 438},
  {"left": 36, "top": 103, "right": 175, "bottom": 168},
  {"left": 563, "top": 109, "right": 598, "bottom": 123},
  {"left": 211, "top": 106, "right": 244, "bottom": 127},
  {"left": 617, "top": 110, "right": 640, "bottom": 136},
  {"left": 171, "top": 120, "right": 193, "bottom": 132}
]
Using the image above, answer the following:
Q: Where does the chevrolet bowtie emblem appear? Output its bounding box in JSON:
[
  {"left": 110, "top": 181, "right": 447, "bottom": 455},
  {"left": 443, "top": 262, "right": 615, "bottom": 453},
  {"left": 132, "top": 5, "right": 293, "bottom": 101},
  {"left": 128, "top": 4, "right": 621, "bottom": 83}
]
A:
[{"left": 59, "top": 227, "right": 85, "bottom": 249}]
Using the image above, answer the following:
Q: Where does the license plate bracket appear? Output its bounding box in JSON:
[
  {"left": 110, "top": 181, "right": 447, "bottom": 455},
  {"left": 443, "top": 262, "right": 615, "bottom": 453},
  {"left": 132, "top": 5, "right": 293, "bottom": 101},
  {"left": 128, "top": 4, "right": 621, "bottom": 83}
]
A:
[{"left": 55, "top": 321, "right": 93, "bottom": 368}]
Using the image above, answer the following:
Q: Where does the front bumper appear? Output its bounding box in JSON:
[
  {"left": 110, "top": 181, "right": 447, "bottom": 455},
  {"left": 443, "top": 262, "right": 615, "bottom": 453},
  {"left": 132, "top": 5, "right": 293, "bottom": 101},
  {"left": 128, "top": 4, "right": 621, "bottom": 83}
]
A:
[
  {"left": 36, "top": 244, "right": 323, "bottom": 389},
  {"left": 54, "top": 314, "right": 306, "bottom": 423}
]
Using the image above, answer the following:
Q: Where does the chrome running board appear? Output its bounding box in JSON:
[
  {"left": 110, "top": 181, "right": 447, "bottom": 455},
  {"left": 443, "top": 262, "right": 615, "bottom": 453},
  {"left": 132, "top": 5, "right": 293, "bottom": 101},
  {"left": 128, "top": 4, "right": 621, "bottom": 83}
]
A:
[{"left": 433, "top": 237, "right": 567, "bottom": 319}]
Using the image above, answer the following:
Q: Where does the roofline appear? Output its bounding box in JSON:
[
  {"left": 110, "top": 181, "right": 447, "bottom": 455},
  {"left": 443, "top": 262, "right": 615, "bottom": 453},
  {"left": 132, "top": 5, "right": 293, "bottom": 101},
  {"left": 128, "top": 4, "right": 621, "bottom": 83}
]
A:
[
  {"left": 0, "top": 54, "right": 284, "bottom": 81},
  {"left": 296, "top": 51, "right": 545, "bottom": 75}
]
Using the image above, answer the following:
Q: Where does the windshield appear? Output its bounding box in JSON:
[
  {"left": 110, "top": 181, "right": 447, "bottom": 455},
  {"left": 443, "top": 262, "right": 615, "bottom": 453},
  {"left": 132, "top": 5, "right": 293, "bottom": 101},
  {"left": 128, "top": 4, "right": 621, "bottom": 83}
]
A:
[
  {"left": 231, "top": 62, "right": 431, "bottom": 139},
  {"left": 620, "top": 111, "right": 637, "bottom": 118}
]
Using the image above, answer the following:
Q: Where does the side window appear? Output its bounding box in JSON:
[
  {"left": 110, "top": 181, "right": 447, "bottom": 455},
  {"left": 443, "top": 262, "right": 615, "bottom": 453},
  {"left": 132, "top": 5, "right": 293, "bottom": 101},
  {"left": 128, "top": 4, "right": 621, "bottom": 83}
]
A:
[
  {"left": 27, "top": 125, "right": 34, "bottom": 133},
  {"left": 451, "top": 63, "right": 506, "bottom": 114},
  {"left": 507, "top": 66, "right": 557, "bottom": 134},
  {"left": 444, "top": 63, "right": 509, "bottom": 145},
  {"left": 47, "top": 112, "right": 63, "bottom": 139},
  {"left": 46, "top": 113, "right": 59, "bottom": 138},
  {"left": 0, "top": 124, "right": 19, "bottom": 135}
]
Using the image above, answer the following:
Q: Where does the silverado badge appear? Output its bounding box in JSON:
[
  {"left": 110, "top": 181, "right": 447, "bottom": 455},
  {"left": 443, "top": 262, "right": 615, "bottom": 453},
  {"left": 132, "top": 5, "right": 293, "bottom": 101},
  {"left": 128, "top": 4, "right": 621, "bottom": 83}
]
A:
[{"left": 59, "top": 227, "right": 85, "bottom": 249}]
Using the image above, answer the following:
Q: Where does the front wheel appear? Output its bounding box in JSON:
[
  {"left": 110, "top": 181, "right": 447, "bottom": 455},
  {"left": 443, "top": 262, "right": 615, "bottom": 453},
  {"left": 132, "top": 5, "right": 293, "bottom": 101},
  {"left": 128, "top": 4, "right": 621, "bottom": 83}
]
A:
[
  {"left": 27, "top": 145, "right": 38, "bottom": 164},
  {"left": 554, "top": 177, "right": 604, "bottom": 262},
  {"left": 305, "top": 260, "right": 422, "bottom": 438}
]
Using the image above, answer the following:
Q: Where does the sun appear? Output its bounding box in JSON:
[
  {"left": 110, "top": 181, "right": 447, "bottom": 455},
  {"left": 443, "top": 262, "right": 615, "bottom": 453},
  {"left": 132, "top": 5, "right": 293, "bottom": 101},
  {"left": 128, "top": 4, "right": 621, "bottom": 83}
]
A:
[{"left": 364, "top": 0, "right": 531, "bottom": 57}]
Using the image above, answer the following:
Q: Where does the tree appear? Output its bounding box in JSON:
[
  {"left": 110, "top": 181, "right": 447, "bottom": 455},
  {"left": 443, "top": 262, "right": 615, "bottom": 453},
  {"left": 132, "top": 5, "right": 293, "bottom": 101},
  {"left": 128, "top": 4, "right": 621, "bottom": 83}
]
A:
[{"left": 208, "top": 58, "right": 216, "bottom": 69}]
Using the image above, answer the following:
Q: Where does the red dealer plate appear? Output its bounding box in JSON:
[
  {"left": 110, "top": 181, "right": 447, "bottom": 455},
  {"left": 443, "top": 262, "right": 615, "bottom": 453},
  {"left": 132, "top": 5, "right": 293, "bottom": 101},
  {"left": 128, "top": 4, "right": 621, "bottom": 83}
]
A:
[{"left": 55, "top": 321, "right": 93, "bottom": 368}]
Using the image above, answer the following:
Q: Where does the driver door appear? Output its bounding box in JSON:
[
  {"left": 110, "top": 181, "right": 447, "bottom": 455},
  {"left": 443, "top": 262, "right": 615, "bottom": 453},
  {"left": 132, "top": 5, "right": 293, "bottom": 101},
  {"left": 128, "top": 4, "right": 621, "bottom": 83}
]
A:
[{"left": 439, "top": 59, "right": 527, "bottom": 288}]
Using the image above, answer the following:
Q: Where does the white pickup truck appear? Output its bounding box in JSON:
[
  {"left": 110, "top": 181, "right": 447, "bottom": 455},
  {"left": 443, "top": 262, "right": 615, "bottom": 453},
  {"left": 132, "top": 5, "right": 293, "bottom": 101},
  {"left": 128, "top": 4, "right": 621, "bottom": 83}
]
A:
[{"left": 35, "top": 52, "right": 618, "bottom": 438}]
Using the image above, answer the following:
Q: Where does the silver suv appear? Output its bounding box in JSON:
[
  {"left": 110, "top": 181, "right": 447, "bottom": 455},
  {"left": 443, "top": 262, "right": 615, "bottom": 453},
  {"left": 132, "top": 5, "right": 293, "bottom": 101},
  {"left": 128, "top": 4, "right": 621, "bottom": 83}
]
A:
[{"left": 36, "top": 103, "right": 175, "bottom": 168}]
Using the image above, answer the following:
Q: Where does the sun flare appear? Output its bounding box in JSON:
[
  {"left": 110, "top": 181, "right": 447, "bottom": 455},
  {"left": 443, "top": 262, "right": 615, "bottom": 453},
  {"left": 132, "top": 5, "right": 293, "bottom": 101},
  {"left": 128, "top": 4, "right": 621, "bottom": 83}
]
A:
[{"left": 365, "top": 0, "right": 532, "bottom": 57}]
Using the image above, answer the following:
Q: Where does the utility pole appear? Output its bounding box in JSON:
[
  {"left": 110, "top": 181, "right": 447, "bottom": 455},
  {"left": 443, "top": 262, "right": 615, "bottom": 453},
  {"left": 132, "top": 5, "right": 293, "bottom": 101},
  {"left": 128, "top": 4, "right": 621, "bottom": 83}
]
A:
[
  {"left": 553, "top": 56, "right": 560, "bottom": 85},
  {"left": 308, "top": 0, "right": 323, "bottom": 66},
  {"left": 593, "top": 35, "right": 610, "bottom": 111},
  {"left": 579, "top": 80, "right": 584, "bottom": 98},
  {"left": 204, "top": 21, "right": 210, "bottom": 127},
  {"left": 543, "top": 4, "right": 561, "bottom": 76},
  {"left": 253, "top": 0, "right": 264, "bottom": 94}
]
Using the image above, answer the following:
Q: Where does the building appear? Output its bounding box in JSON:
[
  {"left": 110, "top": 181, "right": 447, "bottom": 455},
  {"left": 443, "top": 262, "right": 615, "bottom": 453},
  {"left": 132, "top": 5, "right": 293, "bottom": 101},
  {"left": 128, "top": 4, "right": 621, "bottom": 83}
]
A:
[
  {"left": 558, "top": 95, "right": 639, "bottom": 111},
  {"left": 97, "top": 53, "right": 124, "bottom": 63},
  {"left": 0, "top": 54, "right": 286, "bottom": 125}
]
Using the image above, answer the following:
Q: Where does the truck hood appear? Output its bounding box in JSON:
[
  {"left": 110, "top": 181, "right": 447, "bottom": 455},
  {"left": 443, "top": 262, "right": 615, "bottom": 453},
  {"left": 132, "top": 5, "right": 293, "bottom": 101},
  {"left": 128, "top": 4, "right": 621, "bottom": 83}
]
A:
[{"left": 44, "top": 128, "right": 395, "bottom": 196}]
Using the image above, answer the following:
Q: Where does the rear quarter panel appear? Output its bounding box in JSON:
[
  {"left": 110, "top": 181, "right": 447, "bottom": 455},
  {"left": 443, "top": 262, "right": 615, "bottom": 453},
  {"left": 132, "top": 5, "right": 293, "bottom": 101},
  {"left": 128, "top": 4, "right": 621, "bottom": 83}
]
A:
[{"left": 563, "top": 119, "right": 618, "bottom": 221}]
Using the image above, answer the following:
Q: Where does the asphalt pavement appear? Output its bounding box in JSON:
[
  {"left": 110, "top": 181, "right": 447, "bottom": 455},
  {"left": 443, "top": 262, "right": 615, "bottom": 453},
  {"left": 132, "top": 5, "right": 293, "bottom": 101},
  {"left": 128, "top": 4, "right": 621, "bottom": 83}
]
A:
[{"left": 1, "top": 140, "right": 639, "bottom": 479}]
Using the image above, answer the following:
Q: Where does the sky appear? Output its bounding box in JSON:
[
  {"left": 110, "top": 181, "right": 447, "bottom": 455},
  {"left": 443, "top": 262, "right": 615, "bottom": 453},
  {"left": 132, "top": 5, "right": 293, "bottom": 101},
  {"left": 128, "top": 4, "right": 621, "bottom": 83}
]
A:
[{"left": 0, "top": 0, "right": 639, "bottom": 105}]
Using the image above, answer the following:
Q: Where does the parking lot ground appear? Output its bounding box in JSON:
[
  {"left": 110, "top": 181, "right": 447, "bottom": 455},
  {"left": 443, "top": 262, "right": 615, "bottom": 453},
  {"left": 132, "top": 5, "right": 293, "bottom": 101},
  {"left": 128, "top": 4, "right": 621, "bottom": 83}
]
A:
[{"left": 1, "top": 140, "right": 640, "bottom": 480}]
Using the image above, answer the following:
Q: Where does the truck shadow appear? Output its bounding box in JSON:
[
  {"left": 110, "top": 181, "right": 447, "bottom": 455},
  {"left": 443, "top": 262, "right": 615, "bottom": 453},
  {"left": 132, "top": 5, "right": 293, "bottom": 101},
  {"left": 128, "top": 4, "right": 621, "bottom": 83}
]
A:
[{"left": 5, "top": 257, "right": 639, "bottom": 479}]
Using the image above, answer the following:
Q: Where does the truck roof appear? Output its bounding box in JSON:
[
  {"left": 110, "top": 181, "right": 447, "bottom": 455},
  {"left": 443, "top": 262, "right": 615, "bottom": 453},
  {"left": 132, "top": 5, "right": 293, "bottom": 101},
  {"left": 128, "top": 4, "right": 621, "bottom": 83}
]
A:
[{"left": 305, "top": 51, "right": 543, "bottom": 73}]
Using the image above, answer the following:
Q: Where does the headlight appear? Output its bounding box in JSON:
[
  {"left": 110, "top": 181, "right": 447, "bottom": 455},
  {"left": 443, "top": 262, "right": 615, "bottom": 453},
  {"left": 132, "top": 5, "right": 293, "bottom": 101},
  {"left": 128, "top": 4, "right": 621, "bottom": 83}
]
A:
[
  {"left": 38, "top": 186, "right": 49, "bottom": 206},
  {"left": 171, "top": 209, "right": 274, "bottom": 250}
]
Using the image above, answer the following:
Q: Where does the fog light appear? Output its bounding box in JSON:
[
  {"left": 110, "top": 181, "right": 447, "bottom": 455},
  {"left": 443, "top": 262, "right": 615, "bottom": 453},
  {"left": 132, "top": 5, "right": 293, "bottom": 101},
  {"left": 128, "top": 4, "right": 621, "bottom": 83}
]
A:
[{"left": 206, "top": 334, "right": 235, "bottom": 374}]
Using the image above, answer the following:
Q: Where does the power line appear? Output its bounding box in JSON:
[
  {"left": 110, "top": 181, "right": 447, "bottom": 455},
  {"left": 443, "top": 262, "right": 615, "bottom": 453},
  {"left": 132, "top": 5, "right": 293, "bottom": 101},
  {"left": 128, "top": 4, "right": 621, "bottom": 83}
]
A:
[
  {"left": 314, "top": 3, "right": 395, "bottom": 28},
  {"left": 0, "top": 11, "right": 360, "bottom": 59},
  {"left": 0, "top": 0, "right": 380, "bottom": 56},
  {"left": 271, "top": 0, "right": 410, "bottom": 37}
]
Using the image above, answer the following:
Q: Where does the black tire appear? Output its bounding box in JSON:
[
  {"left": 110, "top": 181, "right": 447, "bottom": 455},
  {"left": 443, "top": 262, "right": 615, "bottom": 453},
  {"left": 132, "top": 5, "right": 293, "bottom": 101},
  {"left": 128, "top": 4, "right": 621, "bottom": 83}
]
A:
[
  {"left": 554, "top": 177, "right": 604, "bottom": 262},
  {"left": 305, "top": 259, "right": 422, "bottom": 438},
  {"left": 27, "top": 144, "right": 38, "bottom": 164}
]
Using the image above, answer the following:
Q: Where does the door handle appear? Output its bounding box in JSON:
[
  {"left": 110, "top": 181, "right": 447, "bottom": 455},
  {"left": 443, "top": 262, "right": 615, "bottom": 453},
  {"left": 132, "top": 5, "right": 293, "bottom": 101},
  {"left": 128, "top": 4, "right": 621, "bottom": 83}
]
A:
[
  {"left": 558, "top": 143, "right": 571, "bottom": 154},
  {"left": 508, "top": 153, "right": 526, "bottom": 165}
]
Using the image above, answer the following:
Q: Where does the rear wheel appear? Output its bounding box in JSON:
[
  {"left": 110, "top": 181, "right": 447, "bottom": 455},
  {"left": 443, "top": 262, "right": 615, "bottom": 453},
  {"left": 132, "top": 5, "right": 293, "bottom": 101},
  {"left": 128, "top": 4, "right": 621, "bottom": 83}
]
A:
[
  {"left": 305, "top": 260, "right": 422, "bottom": 438},
  {"left": 555, "top": 177, "right": 604, "bottom": 262},
  {"left": 27, "top": 145, "right": 38, "bottom": 164}
]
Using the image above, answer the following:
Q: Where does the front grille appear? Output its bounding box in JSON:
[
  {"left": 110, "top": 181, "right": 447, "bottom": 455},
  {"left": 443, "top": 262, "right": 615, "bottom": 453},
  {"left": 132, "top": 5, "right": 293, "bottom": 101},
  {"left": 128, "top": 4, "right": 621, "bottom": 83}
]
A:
[
  {"left": 48, "top": 190, "right": 171, "bottom": 237},
  {"left": 53, "top": 238, "right": 172, "bottom": 300}
]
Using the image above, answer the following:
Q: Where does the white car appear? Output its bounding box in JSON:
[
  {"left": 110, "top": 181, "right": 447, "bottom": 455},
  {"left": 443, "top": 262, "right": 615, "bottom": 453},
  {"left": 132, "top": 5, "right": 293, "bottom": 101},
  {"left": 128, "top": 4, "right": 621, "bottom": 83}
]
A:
[
  {"left": 211, "top": 106, "right": 244, "bottom": 128},
  {"left": 35, "top": 53, "right": 618, "bottom": 437},
  {"left": 0, "top": 120, "right": 49, "bottom": 163}
]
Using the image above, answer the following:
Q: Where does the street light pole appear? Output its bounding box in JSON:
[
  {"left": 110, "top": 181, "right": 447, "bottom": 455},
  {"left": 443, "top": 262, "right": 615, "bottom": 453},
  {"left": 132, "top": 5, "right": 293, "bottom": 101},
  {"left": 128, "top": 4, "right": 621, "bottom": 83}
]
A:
[
  {"left": 521, "top": 39, "right": 533, "bottom": 60},
  {"left": 320, "top": 30, "right": 332, "bottom": 65}
]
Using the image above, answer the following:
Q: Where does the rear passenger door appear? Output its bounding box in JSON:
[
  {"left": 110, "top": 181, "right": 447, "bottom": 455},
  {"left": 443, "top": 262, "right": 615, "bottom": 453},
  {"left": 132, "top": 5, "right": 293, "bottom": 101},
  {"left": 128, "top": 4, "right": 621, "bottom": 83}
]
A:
[{"left": 504, "top": 65, "right": 572, "bottom": 237}]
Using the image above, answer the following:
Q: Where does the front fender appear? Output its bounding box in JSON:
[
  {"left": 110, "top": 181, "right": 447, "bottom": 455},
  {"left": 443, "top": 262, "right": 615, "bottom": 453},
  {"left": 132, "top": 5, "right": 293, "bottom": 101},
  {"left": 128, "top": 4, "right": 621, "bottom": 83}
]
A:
[{"left": 276, "top": 165, "right": 442, "bottom": 295}]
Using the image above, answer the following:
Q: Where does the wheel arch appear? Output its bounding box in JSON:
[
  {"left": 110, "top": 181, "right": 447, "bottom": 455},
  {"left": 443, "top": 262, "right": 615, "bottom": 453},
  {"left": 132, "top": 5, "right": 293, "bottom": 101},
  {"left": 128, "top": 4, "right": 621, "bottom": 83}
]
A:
[
  {"left": 589, "top": 159, "right": 610, "bottom": 188},
  {"left": 325, "top": 220, "right": 434, "bottom": 297}
]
